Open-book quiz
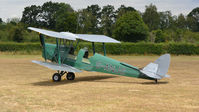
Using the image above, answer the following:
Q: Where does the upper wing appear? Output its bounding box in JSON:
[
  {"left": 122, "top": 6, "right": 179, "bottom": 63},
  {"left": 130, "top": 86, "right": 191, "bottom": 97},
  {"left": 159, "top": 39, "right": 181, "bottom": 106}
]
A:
[
  {"left": 28, "top": 27, "right": 120, "bottom": 43},
  {"left": 28, "top": 27, "right": 77, "bottom": 41},
  {"left": 75, "top": 34, "right": 120, "bottom": 43},
  {"left": 32, "top": 60, "right": 82, "bottom": 72}
]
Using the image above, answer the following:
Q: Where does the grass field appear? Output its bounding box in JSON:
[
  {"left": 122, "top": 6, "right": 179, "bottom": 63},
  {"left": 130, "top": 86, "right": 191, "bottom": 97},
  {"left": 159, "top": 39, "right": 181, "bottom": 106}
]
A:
[{"left": 0, "top": 54, "right": 199, "bottom": 112}]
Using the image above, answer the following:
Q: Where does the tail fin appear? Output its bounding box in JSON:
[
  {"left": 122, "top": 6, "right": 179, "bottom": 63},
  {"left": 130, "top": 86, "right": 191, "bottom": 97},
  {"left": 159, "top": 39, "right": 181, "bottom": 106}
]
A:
[
  {"left": 154, "top": 54, "right": 170, "bottom": 78},
  {"left": 140, "top": 54, "right": 171, "bottom": 79}
]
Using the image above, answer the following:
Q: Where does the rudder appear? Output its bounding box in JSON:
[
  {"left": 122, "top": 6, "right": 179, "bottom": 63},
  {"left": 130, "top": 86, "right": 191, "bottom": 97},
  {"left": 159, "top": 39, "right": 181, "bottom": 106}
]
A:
[{"left": 154, "top": 54, "right": 170, "bottom": 77}]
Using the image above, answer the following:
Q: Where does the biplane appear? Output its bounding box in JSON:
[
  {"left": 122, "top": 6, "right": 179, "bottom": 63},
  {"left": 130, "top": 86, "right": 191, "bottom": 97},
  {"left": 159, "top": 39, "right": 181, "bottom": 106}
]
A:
[{"left": 28, "top": 27, "right": 171, "bottom": 83}]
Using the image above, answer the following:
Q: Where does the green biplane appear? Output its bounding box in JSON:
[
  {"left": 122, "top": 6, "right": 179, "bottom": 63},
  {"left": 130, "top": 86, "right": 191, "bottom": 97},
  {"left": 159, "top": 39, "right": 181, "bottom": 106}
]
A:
[{"left": 29, "top": 27, "right": 171, "bottom": 83}]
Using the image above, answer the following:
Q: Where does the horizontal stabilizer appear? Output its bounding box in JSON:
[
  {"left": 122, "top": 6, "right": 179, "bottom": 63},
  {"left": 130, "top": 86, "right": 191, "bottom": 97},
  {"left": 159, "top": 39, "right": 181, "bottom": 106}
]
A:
[
  {"left": 140, "top": 63, "right": 162, "bottom": 79},
  {"left": 32, "top": 60, "right": 82, "bottom": 72},
  {"left": 142, "top": 63, "right": 158, "bottom": 74}
]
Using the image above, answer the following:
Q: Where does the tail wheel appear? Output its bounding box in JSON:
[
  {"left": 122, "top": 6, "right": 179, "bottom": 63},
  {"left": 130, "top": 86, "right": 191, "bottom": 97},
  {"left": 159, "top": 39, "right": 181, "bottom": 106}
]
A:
[
  {"left": 66, "top": 72, "right": 75, "bottom": 80},
  {"left": 52, "top": 73, "right": 61, "bottom": 82}
]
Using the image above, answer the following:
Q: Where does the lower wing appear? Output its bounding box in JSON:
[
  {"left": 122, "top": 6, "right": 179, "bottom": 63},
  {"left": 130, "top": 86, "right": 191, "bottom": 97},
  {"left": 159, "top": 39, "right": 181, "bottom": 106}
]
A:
[{"left": 32, "top": 60, "right": 82, "bottom": 73}]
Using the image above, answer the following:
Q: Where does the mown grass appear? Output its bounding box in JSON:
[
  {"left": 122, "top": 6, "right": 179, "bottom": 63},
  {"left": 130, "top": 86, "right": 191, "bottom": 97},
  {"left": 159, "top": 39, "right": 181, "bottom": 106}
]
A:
[{"left": 0, "top": 54, "right": 198, "bottom": 112}]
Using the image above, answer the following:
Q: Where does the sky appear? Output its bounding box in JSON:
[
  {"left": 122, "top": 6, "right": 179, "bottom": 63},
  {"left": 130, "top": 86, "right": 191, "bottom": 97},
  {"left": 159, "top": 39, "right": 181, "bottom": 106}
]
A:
[{"left": 0, "top": 0, "right": 199, "bottom": 21}]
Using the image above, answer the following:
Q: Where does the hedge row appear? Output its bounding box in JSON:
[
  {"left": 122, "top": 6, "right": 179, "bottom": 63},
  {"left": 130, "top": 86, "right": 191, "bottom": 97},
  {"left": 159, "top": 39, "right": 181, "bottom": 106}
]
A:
[
  {"left": 0, "top": 42, "right": 41, "bottom": 54},
  {"left": 77, "top": 42, "right": 199, "bottom": 55},
  {"left": 0, "top": 42, "right": 198, "bottom": 55}
]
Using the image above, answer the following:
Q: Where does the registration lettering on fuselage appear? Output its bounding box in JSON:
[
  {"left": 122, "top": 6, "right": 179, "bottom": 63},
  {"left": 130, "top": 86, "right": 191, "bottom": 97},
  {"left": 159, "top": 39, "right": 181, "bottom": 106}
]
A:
[{"left": 95, "top": 61, "right": 125, "bottom": 75}]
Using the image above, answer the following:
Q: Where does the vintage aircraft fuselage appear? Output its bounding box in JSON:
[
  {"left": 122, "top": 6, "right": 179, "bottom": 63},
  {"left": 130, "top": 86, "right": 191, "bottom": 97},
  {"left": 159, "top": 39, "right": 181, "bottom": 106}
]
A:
[
  {"left": 29, "top": 27, "right": 170, "bottom": 83},
  {"left": 42, "top": 43, "right": 153, "bottom": 80}
]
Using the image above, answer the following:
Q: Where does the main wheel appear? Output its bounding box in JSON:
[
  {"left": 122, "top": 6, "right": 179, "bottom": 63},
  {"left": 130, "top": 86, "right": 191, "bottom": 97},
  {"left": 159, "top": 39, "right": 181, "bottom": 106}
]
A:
[
  {"left": 66, "top": 72, "right": 75, "bottom": 80},
  {"left": 52, "top": 73, "right": 61, "bottom": 82}
]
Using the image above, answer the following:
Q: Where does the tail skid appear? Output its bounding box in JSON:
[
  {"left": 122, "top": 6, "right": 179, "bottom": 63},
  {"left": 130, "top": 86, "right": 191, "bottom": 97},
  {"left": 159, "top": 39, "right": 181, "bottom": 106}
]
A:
[{"left": 140, "top": 54, "right": 171, "bottom": 80}]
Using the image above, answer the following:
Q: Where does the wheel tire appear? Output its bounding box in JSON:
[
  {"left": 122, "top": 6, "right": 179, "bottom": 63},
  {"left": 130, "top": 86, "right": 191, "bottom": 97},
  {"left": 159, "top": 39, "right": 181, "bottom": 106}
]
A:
[
  {"left": 52, "top": 73, "right": 61, "bottom": 82},
  {"left": 66, "top": 72, "right": 75, "bottom": 80}
]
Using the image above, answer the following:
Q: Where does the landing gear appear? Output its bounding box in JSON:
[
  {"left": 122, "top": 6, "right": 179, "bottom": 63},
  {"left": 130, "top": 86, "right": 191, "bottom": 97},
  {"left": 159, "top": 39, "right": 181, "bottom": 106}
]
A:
[
  {"left": 52, "top": 71, "right": 75, "bottom": 82},
  {"left": 66, "top": 72, "right": 75, "bottom": 80},
  {"left": 155, "top": 79, "right": 158, "bottom": 84},
  {"left": 52, "top": 73, "right": 61, "bottom": 82}
]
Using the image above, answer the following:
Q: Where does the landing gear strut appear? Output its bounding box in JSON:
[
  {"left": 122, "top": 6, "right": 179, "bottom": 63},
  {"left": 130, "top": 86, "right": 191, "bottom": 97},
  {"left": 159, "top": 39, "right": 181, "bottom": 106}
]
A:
[
  {"left": 155, "top": 79, "right": 158, "bottom": 84},
  {"left": 52, "top": 71, "right": 75, "bottom": 82}
]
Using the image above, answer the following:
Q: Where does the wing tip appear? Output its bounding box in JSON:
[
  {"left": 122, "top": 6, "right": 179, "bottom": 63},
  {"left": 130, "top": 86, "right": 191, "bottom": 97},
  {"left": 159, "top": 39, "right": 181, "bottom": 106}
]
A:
[{"left": 27, "top": 27, "right": 34, "bottom": 30}]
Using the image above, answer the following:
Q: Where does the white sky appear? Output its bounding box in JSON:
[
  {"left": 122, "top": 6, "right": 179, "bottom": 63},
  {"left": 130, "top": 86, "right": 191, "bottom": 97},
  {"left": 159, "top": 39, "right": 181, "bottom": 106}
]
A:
[{"left": 0, "top": 0, "right": 199, "bottom": 21}]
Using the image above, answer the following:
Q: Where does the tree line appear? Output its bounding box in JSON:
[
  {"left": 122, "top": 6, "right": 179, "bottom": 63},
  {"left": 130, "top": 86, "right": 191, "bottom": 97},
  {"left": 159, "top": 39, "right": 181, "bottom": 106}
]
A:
[{"left": 0, "top": 1, "right": 199, "bottom": 43}]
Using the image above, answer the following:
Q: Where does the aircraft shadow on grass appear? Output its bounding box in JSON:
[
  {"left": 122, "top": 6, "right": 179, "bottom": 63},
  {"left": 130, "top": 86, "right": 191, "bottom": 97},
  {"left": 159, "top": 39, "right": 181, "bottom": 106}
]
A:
[
  {"left": 94, "top": 80, "right": 168, "bottom": 85},
  {"left": 32, "top": 75, "right": 117, "bottom": 86},
  {"left": 31, "top": 75, "right": 168, "bottom": 86},
  {"left": 140, "top": 81, "right": 168, "bottom": 85}
]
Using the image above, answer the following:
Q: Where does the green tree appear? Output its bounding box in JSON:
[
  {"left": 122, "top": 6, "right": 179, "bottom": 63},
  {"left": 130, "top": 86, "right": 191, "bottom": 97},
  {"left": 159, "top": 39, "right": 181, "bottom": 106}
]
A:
[
  {"left": 170, "top": 15, "right": 178, "bottom": 30},
  {"left": 159, "top": 11, "right": 173, "bottom": 30},
  {"left": 153, "top": 29, "right": 167, "bottom": 43},
  {"left": 0, "top": 18, "right": 2, "bottom": 24},
  {"left": 143, "top": 4, "right": 160, "bottom": 31},
  {"left": 7, "top": 18, "right": 21, "bottom": 25},
  {"left": 187, "top": 16, "right": 198, "bottom": 31},
  {"left": 77, "top": 9, "right": 93, "bottom": 34},
  {"left": 56, "top": 12, "right": 77, "bottom": 32},
  {"left": 21, "top": 5, "right": 41, "bottom": 27},
  {"left": 101, "top": 5, "right": 115, "bottom": 36},
  {"left": 174, "top": 28, "right": 184, "bottom": 42},
  {"left": 21, "top": 2, "right": 74, "bottom": 29},
  {"left": 9, "top": 23, "right": 25, "bottom": 42},
  {"left": 86, "top": 5, "right": 101, "bottom": 18},
  {"left": 176, "top": 14, "right": 187, "bottom": 29},
  {"left": 116, "top": 5, "right": 136, "bottom": 19},
  {"left": 188, "top": 7, "right": 199, "bottom": 31},
  {"left": 85, "top": 5, "right": 101, "bottom": 34},
  {"left": 41, "top": 1, "right": 73, "bottom": 29},
  {"left": 114, "top": 11, "right": 149, "bottom": 42}
]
